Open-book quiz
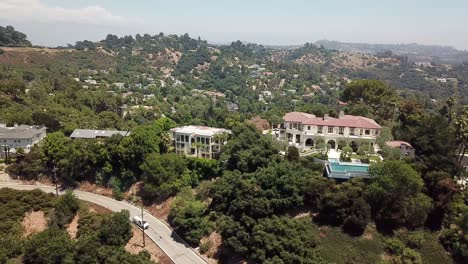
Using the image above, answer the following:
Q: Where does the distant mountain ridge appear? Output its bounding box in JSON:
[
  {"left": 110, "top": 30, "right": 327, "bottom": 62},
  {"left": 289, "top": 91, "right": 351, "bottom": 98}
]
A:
[{"left": 315, "top": 40, "right": 468, "bottom": 64}]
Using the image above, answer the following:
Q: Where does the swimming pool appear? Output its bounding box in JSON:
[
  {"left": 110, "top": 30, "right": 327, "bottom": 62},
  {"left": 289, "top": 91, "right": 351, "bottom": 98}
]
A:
[{"left": 326, "top": 158, "right": 370, "bottom": 179}]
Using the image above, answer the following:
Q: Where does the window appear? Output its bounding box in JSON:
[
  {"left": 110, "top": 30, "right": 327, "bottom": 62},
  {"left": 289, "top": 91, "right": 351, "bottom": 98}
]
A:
[
  {"left": 328, "top": 126, "right": 334, "bottom": 134},
  {"left": 191, "top": 148, "right": 196, "bottom": 154},
  {"left": 289, "top": 123, "right": 292, "bottom": 129},
  {"left": 176, "top": 135, "right": 180, "bottom": 141},
  {"left": 365, "top": 130, "right": 370, "bottom": 135},
  {"left": 318, "top": 126, "right": 323, "bottom": 134},
  {"left": 308, "top": 126, "right": 311, "bottom": 130},
  {"left": 185, "top": 135, "right": 189, "bottom": 142},
  {"left": 350, "top": 128, "right": 355, "bottom": 135},
  {"left": 339, "top": 127, "right": 344, "bottom": 135}
]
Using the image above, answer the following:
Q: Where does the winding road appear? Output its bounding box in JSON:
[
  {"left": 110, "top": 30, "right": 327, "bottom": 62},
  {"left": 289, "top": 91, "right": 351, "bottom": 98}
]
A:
[{"left": 0, "top": 181, "right": 207, "bottom": 264}]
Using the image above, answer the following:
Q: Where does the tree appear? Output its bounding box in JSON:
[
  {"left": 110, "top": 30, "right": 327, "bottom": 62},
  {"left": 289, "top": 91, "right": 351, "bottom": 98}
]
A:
[
  {"left": 249, "top": 216, "right": 324, "bottom": 264},
  {"left": 49, "top": 190, "right": 80, "bottom": 228},
  {"left": 454, "top": 106, "right": 468, "bottom": 164},
  {"left": 342, "top": 80, "right": 398, "bottom": 121},
  {"left": 316, "top": 179, "right": 370, "bottom": 236},
  {"left": 220, "top": 123, "right": 280, "bottom": 173},
  {"left": 286, "top": 146, "right": 300, "bottom": 162},
  {"left": 366, "top": 160, "right": 432, "bottom": 231},
  {"left": 140, "top": 153, "right": 189, "bottom": 201},
  {"left": 397, "top": 113, "right": 461, "bottom": 175},
  {"left": 169, "top": 187, "right": 210, "bottom": 246},
  {"left": 98, "top": 210, "right": 132, "bottom": 247},
  {"left": 23, "top": 228, "right": 74, "bottom": 264}
]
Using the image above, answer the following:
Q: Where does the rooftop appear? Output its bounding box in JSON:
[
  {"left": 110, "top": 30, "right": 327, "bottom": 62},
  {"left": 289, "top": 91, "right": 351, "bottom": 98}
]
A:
[
  {"left": 70, "top": 129, "right": 130, "bottom": 139},
  {"left": 0, "top": 124, "right": 46, "bottom": 139},
  {"left": 386, "top": 140, "right": 413, "bottom": 148},
  {"left": 284, "top": 112, "right": 381, "bottom": 129},
  {"left": 170, "top": 125, "right": 231, "bottom": 137}
]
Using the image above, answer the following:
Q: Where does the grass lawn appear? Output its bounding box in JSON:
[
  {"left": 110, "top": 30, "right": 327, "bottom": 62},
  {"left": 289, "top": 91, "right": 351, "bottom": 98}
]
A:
[
  {"left": 309, "top": 221, "right": 454, "bottom": 264},
  {"left": 350, "top": 154, "right": 381, "bottom": 163}
]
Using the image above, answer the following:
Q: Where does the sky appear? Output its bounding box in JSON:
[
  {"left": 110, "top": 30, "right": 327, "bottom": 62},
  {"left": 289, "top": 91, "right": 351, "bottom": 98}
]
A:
[{"left": 0, "top": 0, "right": 467, "bottom": 50}]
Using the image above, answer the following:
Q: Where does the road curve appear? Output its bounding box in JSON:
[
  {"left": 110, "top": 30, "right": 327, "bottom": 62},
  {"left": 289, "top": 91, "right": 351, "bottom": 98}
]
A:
[{"left": 0, "top": 182, "right": 207, "bottom": 264}]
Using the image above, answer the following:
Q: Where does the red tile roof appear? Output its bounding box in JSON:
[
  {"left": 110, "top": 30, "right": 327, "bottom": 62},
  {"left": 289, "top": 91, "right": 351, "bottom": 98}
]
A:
[
  {"left": 386, "top": 140, "right": 412, "bottom": 148},
  {"left": 284, "top": 112, "right": 381, "bottom": 129}
]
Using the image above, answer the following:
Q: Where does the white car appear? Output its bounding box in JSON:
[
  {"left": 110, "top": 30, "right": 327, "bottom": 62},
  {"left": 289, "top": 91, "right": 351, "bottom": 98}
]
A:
[{"left": 133, "top": 215, "right": 149, "bottom": 230}]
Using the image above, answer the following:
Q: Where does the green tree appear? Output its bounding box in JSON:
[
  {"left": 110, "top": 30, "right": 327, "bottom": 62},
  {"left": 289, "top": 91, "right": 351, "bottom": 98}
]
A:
[
  {"left": 286, "top": 145, "right": 300, "bottom": 162},
  {"left": 49, "top": 190, "right": 80, "bottom": 228},
  {"left": 342, "top": 79, "right": 398, "bottom": 121},
  {"left": 98, "top": 210, "right": 132, "bottom": 247},
  {"left": 367, "top": 160, "right": 432, "bottom": 231},
  {"left": 169, "top": 187, "right": 210, "bottom": 246},
  {"left": 23, "top": 228, "right": 74, "bottom": 264},
  {"left": 220, "top": 123, "right": 280, "bottom": 173}
]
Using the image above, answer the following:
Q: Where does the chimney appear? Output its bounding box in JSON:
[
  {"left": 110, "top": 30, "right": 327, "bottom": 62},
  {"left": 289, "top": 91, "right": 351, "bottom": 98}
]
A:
[
  {"left": 323, "top": 114, "right": 329, "bottom": 121},
  {"left": 339, "top": 111, "right": 345, "bottom": 118}
]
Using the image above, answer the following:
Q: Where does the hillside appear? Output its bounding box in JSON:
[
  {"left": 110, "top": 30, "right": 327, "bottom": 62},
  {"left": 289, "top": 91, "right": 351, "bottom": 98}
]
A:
[{"left": 316, "top": 40, "right": 468, "bottom": 64}]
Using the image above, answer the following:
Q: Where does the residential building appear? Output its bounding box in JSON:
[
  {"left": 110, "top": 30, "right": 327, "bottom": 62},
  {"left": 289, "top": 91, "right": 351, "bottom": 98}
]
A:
[
  {"left": 70, "top": 129, "right": 130, "bottom": 139},
  {"left": 226, "top": 102, "right": 239, "bottom": 112},
  {"left": 385, "top": 140, "right": 415, "bottom": 158},
  {"left": 170, "top": 125, "right": 231, "bottom": 159},
  {"left": 279, "top": 111, "right": 381, "bottom": 150},
  {"left": 0, "top": 124, "right": 46, "bottom": 156}
]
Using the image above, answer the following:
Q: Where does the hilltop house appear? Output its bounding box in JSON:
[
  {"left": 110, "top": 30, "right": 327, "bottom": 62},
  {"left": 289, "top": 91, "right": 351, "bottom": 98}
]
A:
[
  {"left": 170, "top": 125, "right": 231, "bottom": 159},
  {"left": 70, "top": 129, "right": 130, "bottom": 139},
  {"left": 279, "top": 111, "right": 381, "bottom": 151},
  {"left": 0, "top": 124, "right": 47, "bottom": 156}
]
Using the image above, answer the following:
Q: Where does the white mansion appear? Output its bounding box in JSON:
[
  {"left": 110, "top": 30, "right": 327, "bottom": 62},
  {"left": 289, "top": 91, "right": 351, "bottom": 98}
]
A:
[
  {"left": 0, "top": 124, "right": 47, "bottom": 156},
  {"left": 279, "top": 111, "right": 381, "bottom": 150},
  {"left": 170, "top": 125, "right": 231, "bottom": 159}
]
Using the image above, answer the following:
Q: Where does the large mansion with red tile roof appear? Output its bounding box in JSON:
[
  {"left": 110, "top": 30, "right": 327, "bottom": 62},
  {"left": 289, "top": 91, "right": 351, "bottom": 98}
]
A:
[{"left": 279, "top": 111, "right": 381, "bottom": 150}]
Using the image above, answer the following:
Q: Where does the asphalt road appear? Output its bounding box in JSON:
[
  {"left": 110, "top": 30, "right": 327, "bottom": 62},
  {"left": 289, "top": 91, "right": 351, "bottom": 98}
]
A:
[{"left": 0, "top": 182, "right": 207, "bottom": 264}]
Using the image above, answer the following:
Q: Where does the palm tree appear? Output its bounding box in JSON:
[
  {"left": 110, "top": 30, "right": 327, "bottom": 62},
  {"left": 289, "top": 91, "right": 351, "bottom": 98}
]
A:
[{"left": 192, "top": 142, "right": 205, "bottom": 158}]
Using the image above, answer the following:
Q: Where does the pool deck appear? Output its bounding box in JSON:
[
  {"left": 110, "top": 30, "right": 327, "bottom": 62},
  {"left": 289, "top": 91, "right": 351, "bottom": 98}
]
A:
[{"left": 326, "top": 150, "right": 370, "bottom": 179}]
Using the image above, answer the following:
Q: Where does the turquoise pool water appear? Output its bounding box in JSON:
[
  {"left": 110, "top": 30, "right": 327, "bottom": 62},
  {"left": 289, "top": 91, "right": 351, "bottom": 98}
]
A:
[{"left": 328, "top": 158, "right": 369, "bottom": 173}]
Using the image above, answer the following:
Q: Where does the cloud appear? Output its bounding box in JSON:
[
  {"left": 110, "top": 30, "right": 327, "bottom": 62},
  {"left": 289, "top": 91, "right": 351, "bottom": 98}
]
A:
[{"left": 0, "top": 0, "right": 140, "bottom": 26}]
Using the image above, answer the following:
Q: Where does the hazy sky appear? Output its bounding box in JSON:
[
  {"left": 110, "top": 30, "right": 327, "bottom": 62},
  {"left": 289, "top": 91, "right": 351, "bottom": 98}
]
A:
[{"left": 1, "top": 0, "right": 467, "bottom": 49}]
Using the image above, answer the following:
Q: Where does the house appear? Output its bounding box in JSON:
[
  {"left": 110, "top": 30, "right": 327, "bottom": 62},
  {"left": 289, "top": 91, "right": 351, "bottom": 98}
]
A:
[
  {"left": 0, "top": 124, "right": 46, "bottom": 156},
  {"left": 84, "top": 79, "right": 97, "bottom": 85},
  {"left": 226, "top": 102, "right": 239, "bottom": 112},
  {"left": 279, "top": 111, "right": 381, "bottom": 150},
  {"left": 113, "top": 83, "right": 125, "bottom": 89},
  {"left": 70, "top": 129, "right": 130, "bottom": 139},
  {"left": 170, "top": 125, "right": 231, "bottom": 159},
  {"left": 386, "top": 141, "right": 415, "bottom": 158}
]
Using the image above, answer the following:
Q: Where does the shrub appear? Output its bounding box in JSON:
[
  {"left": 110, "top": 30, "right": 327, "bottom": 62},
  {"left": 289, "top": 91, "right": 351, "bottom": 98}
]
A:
[
  {"left": 49, "top": 190, "right": 80, "bottom": 228},
  {"left": 0, "top": 48, "right": 4, "bottom": 55},
  {"left": 400, "top": 248, "right": 422, "bottom": 264},
  {"left": 406, "top": 231, "right": 425, "bottom": 249},
  {"left": 384, "top": 238, "right": 406, "bottom": 255},
  {"left": 199, "top": 240, "right": 213, "bottom": 254}
]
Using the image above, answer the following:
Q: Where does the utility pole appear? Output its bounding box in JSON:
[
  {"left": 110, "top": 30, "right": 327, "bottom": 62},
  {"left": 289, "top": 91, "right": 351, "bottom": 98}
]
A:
[
  {"left": 141, "top": 205, "right": 145, "bottom": 247},
  {"left": 53, "top": 165, "right": 58, "bottom": 198}
]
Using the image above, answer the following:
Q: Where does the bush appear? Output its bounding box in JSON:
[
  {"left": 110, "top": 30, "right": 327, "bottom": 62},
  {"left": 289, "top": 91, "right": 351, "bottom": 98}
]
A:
[
  {"left": 400, "top": 248, "right": 422, "bottom": 264},
  {"left": 0, "top": 48, "right": 4, "bottom": 55},
  {"left": 49, "top": 190, "right": 80, "bottom": 228},
  {"left": 169, "top": 187, "right": 210, "bottom": 246},
  {"left": 406, "top": 231, "right": 425, "bottom": 249},
  {"left": 384, "top": 238, "right": 406, "bottom": 255},
  {"left": 113, "top": 186, "right": 125, "bottom": 201},
  {"left": 199, "top": 240, "right": 213, "bottom": 254}
]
